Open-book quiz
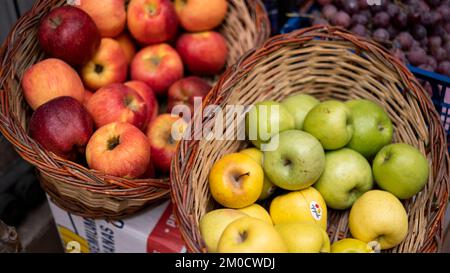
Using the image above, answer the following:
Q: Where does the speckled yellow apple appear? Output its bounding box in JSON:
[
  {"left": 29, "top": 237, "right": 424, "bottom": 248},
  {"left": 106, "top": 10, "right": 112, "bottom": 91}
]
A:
[
  {"left": 270, "top": 187, "right": 327, "bottom": 230},
  {"left": 275, "top": 221, "right": 330, "bottom": 253},
  {"left": 239, "top": 148, "right": 277, "bottom": 201},
  {"left": 199, "top": 209, "right": 247, "bottom": 253},
  {"left": 209, "top": 153, "right": 264, "bottom": 209},
  {"left": 217, "top": 217, "right": 287, "bottom": 253},
  {"left": 238, "top": 204, "right": 272, "bottom": 225}
]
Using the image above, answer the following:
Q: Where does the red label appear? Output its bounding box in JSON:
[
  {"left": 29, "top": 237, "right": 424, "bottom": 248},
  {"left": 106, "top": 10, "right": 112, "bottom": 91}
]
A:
[{"left": 146, "top": 203, "right": 186, "bottom": 253}]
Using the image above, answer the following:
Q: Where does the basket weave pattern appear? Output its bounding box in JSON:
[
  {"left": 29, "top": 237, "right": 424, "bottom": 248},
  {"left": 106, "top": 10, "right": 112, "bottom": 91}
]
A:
[
  {"left": 171, "top": 26, "right": 450, "bottom": 253},
  {"left": 0, "top": 0, "right": 270, "bottom": 218}
]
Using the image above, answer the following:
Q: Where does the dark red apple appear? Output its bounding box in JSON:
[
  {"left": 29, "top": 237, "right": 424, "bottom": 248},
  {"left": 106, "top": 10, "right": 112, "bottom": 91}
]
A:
[
  {"left": 38, "top": 6, "right": 100, "bottom": 66},
  {"left": 167, "top": 76, "right": 211, "bottom": 114},
  {"left": 29, "top": 96, "right": 94, "bottom": 159}
]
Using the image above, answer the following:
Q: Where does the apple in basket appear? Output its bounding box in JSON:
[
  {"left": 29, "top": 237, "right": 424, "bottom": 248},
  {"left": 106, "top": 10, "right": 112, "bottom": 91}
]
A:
[
  {"left": 275, "top": 221, "right": 330, "bottom": 253},
  {"left": 125, "top": 81, "right": 159, "bottom": 126},
  {"left": 22, "top": 58, "right": 85, "bottom": 110},
  {"left": 174, "top": 0, "right": 228, "bottom": 32},
  {"left": 29, "top": 96, "right": 94, "bottom": 160},
  {"left": 167, "top": 76, "right": 211, "bottom": 114},
  {"left": 78, "top": 0, "right": 126, "bottom": 38},
  {"left": 86, "top": 83, "right": 148, "bottom": 130},
  {"left": 38, "top": 6, "right": 100, "bottom": 66},
  {"left": 86, "top": 122, "right": 151, "bottom": 179},
  {"left": 146, "top": 114, "right": 188, "bottom": 173},
  {"left": 115, "top": 32, "right": 137, "bottom": 64},
  {"left": 131, "top": 44, "right": 184, "bottom": 96},
  {"left": 80, "top": 38, "right": 128, "bottom": 90},
  {"left": 176, "top": 31, "right": 228, "bottom": 76},
  {"left": 83, "top": 89, "right": 94, "bottom": 107},
  {"left": 127, "top": 0, "right": 179, "bottom": 45}
]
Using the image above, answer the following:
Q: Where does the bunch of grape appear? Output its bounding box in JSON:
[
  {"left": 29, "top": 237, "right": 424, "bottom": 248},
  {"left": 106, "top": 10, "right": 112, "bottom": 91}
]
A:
[{"left": 313, "top": 0, "right": 450, "bottom": 76}]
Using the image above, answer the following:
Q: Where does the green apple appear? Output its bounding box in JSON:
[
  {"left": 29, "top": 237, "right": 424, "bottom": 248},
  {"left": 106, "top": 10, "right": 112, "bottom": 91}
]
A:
[
  {"left": 263, "top": 130, "right": 325, "bottom": 191},
  {"left": 281, "top": 94, "right": 319, "bottom": 130},
  {"left": 314, "top": 148, "right": 373, "bottom": 210},
  {"left": 372, "top": 143, "right": 429, "bottom": 199},
  {"left": 245, "top": 101, "right": 294, "bottom": 149},
  {"left": 303, "top": 100, "right": 353, "bottom": 150},
  {"left": 275, "top": 221, "right": 330, "bottom": 253},
  {"left": 217, "top": 217, "right": 287, "bottom": 253},
  {"left": 346, "top": 99, "right": 393, "bottom": 159}
]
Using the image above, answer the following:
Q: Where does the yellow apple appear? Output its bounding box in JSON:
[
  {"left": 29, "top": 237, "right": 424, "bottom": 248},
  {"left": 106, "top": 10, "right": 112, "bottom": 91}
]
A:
[
  {"left": 238, "top": 204, "right": 272, "bottom": 225},
  {"left": 331, "top": 238, "right": 380, "bottom": 253},
  {"left": 270, "top": 187, "right": 327, "bottom": 230},
  {"left": 199, "top": 209, "right": 247, "bottom": 253},
  {"left": 275, "top": 221, "right": 330, "bottom": 253},
  {"left": 349, "top": 190, "right": 408, "bottom": 250},
  {"left": 240, "top": 148, "right": 277, "bottom": 201},
  {"left": 209, "top": 153, "right": 264, "bottom": 208},
  {"left": 217, "top": 217, "right": 287, "bottom": 253}
]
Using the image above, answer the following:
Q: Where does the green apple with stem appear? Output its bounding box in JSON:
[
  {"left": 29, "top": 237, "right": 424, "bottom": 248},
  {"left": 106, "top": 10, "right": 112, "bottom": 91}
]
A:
[
  {"left": 314, "top": 148, "right": 373, "bottom": 210},
  {"left": 303, "top": 100, "right": 353, "bottom": 150},
  {"left": 372, "top": 143, "right": 429, "bottom": 199},
  {"left": 281, "top": 94, "right": 319, "bottom": 130},
  {"left": 346, "top": 99, "right": 393, "bottom": 159}
]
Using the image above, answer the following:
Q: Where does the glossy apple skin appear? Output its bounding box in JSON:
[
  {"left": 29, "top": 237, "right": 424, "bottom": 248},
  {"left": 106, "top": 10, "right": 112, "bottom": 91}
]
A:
[
  {"left": 174, "top": 0, "right": 227, "bottom": 32},
  {"left": 86, "top": 83, "right": 148, "bottom": 130},
  {"left": 146, "top": 114, "right": 186, "bottom": 173},
  {"left": 38, "top": 6, "right": 100, "bottom": 66},
  {"left": 131, "top": 44, "right": 184, "bottom": 96},
  {"left": 127, "top": 0, "right": 178, "bottom": 45},
  {"left": 29, "top": 96, "right": 94, "bottom": 159},
  {"left": 176, "top": 31, "right": 228, "bottom": 75},
  {"left": 167, "top": 76, "right": 211, "bottom": 114},
  {"left": 81, "top": 38, "right": 128, "bottom": 90},
  {"left": 86, "top": 122, "right": 151, "bottom": 178},
  {"left": 22, "top": 58, "right": 85, "bottom": 110},
  {"left": 83, "top": 89, "right": 94, "bottom": 107},
  {"left": 125, "top": 81, "right": 159, "bottom": 127},
  {"left": 115, "top": 32, "right": 137, "bottom": 64},
  {"left": 79, "top": 0, "right": 126, "bottom": 37}
]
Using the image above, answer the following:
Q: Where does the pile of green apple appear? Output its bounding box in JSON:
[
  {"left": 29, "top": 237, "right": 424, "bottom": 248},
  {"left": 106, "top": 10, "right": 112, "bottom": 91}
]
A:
[{"left": 202, "top": 94, "right": 430, "bottom": 253}]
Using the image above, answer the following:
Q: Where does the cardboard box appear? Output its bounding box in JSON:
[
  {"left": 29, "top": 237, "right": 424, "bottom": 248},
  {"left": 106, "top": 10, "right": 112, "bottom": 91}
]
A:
[{"left": 48, "top": 199, "right": 186, "bottom": 253}]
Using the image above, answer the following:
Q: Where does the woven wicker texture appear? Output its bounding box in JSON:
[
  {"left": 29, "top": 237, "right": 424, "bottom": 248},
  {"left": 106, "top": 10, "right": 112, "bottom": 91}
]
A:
[
  {"left": 171, "top": 25, "right": 450, "bottom": 253},
  {"left": 0, "top": 0, "right": 270, "bottom": 219}
]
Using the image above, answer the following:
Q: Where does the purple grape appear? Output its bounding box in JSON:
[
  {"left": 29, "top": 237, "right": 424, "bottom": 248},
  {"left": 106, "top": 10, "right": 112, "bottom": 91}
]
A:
[
  {"left": 343, "top": 0, "right": 359, "bottom": 14},
  {"left": 313, "top": 18, "right": 329, "bottom": 26},
  {"left": 352, "top": 13, "right": 369, "bottom": 25},
  {"left": 373, "top": 12, "right": 390, "bottom": 27},
  {"left": 387, "top": 3, "right": 399, "bottom": 17},
  {"left": 444, "top": 40, "right": 450, "bottom": 56},
  {"left": 437, "top": 61, "right": 450, "bottom": 76},
  {"left": 332, "top": 11, "right": 351, "bottom": 28},
  {"left": 411, "top": 39, "right": 421, "bottom": 49},
  {"left": 428, "top": 36, "right": 442, "bottom": 49},
  {"left": 427, "top": 56, "right": 438, "bottom": 70},
  {"left": 407, "top": 47, "right": 428, "bottom": 65},
  {"left": 392, "top": 48, "right": 407, "bottom": 63},
  {"left": 322, "top": 4, "right": 338, "bottom": 20},
  {"left": 387, "top": 26, "right": 398, "bottom": 38},
  {"left": 408, "top": 3, "right": 423, "bottom": 24},
  {"left": 431, "top": 47, "right": 447, "bottom": 62},
  {"left": 317, "top": 0, "right": 332, "bottom": 5},
  {"left": 396, "top": 32, "right": 414, "bottom": 50},
  {"left": 358, "top": 0, "right": 369, "bottom": 9},
  {"left": 373, "top": 28, "right": 390, "bottom": 43},
  {"left": 427, "top": 0, "right": 442, "bottom": 8},
  {"left": 438, "top": 4, "right": 450, "bottom": 18},
  {"left": 421, "top": 11, "right": 442, "bottom": 25},
  {"left": 412, "top": 24, "right": 427, "bottom": 40},
  {"left": 395, "top": 11, "right": 408, "bottom": 28},
  {"left": 351, "top": 24, "right": 367, "bottom": 36}
]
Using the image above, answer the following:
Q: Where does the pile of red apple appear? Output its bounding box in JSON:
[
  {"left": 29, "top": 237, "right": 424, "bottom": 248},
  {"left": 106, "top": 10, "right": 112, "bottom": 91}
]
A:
[{"left": 23, "top": 0, "right": 229, "bottom": 179}]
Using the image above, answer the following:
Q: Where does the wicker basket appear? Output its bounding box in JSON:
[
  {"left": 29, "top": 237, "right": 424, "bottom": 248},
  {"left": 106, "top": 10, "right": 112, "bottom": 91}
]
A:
[
  {"left": 171, "top": 26, "right": 450, "bottom": 253},
  {"left": 0, "top": 0, "right": 270, "bottom": 219}
]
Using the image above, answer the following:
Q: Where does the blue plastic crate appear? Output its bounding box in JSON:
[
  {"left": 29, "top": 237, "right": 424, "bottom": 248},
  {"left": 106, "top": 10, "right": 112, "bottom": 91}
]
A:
[{"left": 269, "top": 6, "right": 450, "bottom": 151}]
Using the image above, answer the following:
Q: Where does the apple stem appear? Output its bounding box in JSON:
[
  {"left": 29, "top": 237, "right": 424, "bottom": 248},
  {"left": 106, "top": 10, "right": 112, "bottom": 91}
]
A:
[{"left": 367, "top": 241, "right": 381, "bottom": 253}]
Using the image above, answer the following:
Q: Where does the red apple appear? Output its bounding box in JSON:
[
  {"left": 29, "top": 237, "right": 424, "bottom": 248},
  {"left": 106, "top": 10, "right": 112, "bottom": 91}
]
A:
[
  {"left": 22, "top": 58, "right": 85, "bottom": 110},
  {"left": 146, "top": 114, "right": 187, "bottom": 173},
  {"left": 176, "top": 31, "right": 228, "bottom": 75},
  {"left": 167, "top": 76, "right": 211, "bottom": 114},
  {"left": 38, "top": 6, "right": 100, "bottom": 66},
  {"left": 29, "top": 96, "right": 94, "bottom": 159},
  {"left": 124, "top": 81, "right": 159, "bottom": 126},
  {"left": 86, "top": 122, "right": 150, "bottom": 178},
  {"left": 79, "top": 0, "right": 126, "bottom": 37},
  {"left": 86, "top": 83, "right": 148, "bottom": 130},
  {"left": 131, "top": 43, "right": 184, "bottom": 96},
  {"left": 141, "top": 161, "right": 156, "bottom": 178},
  {"left": 174, "top": 0, "right": 227, "bottom": 32},
  {"left": 81, "top": 38, "right": 128, "bottom": 90},
  {"left": 115, "top": 32, "right": 137, "bottom": 64},
  {"left": 127, "top": 0, "right": 178, "bottom": 45},
  {"left": 83, "top": 89, "right": 94, "bottom": 107}
]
